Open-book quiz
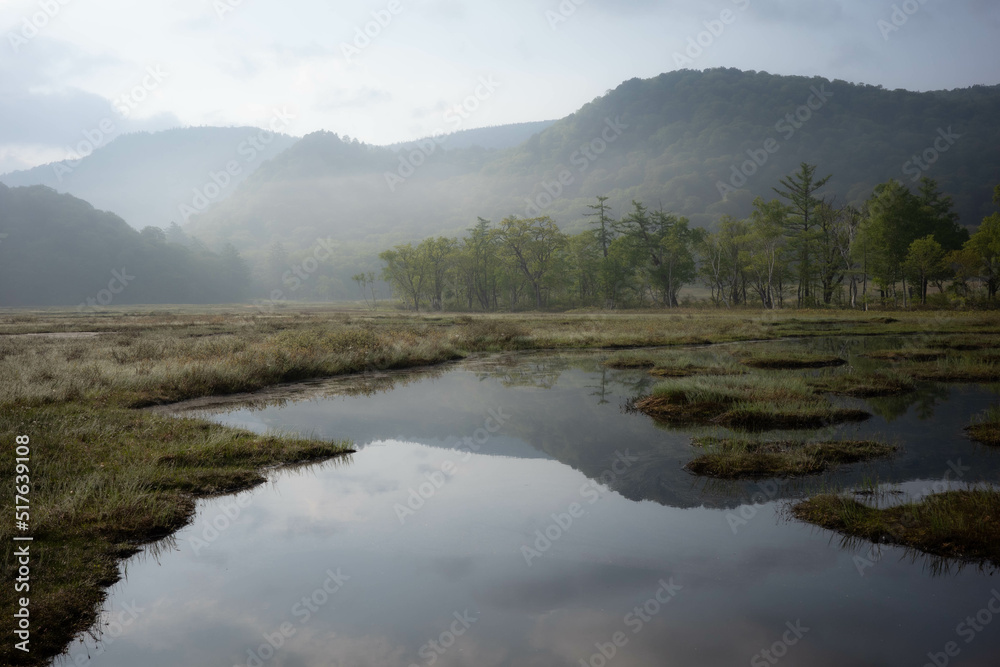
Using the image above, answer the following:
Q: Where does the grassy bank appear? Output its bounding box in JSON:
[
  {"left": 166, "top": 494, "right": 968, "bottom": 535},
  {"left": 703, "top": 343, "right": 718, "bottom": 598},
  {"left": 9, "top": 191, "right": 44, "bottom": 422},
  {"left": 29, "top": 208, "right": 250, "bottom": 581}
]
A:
[
  {"left": 0, "top": 405, "right": 352, "bottom": 666},
  {"left": 2, "top": 306, "right": 1000, "bottom": 664},
  {"left": 792, "top": 489, "right": 1000, "bottom": 567}
]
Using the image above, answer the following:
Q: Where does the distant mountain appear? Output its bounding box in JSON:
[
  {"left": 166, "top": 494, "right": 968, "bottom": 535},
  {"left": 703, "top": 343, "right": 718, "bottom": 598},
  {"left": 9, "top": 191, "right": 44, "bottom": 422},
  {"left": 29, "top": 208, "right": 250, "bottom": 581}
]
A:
[
  {"left": 0, "top": 184, "right": 249, "bottom": 306},
  {"left": 0, "top": 127, "right": 296, "bottom": 230},
  {"left": 184, "top": 68, "right": 1000, "bottom": 270},
  {"left": 387, "top": 120, "right": 557, "bottom": 151}
]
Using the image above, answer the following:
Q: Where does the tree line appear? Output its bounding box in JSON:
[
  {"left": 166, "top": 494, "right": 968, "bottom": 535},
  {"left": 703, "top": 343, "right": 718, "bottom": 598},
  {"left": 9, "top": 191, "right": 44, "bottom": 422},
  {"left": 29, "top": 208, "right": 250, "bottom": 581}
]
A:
[{"left": 378, "top": 164, "right": 1000, "bottom": 311}]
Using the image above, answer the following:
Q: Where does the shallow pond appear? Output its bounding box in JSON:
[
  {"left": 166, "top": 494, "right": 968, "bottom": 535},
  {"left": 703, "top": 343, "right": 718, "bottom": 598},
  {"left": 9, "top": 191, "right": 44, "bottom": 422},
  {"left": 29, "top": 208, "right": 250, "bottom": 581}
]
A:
[{"left": 61, "top": 339, "right": 1000, "bottom": 667}]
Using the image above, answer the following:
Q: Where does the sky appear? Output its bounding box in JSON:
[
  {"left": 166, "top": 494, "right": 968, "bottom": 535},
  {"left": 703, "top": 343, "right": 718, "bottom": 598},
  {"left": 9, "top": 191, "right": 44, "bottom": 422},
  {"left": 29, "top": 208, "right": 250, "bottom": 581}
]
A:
[{"left": 1, "top": 0, "right": 998, "bottom": 173}]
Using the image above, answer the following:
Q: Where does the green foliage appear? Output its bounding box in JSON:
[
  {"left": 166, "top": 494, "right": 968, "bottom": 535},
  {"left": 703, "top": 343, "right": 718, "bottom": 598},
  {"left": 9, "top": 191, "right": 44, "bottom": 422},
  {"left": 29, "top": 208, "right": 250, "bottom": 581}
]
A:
[
  {"left": 773, "top": 163, "right": 832, "bottom": 306},
  {"left": 964, "top": 196, "right": 1000, "bottom": 299},
  {"left": 904, "top": 235, "right": 949, "bottom": 304}
]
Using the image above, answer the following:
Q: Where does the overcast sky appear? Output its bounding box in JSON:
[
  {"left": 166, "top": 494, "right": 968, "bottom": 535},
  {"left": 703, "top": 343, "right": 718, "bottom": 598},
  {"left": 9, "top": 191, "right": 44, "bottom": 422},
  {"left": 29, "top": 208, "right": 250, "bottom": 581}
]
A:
[{"left": 1, "top": 0, "right": 998, "bottom": 173}]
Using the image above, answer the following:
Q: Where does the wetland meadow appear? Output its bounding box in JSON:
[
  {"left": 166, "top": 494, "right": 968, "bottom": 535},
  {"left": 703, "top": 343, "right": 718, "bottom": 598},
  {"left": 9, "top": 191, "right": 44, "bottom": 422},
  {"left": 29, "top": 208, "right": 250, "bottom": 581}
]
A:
[{"left": 2, "top": 308, "right": 999, "bottom": 666}]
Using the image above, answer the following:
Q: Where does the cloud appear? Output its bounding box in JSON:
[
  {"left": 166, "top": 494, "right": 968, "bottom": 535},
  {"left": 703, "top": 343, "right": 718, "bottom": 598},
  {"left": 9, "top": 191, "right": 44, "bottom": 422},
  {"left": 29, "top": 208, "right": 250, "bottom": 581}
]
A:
[
  {"left": 314, "top": 87, "right": 392, "bottom": 113},
  {"left": 0, "top": 88, "right": 115, "bottom": 144},
  {"left": 750, "top": 0, "right": 850, "bottom": 26},
  {"left": 0, "top": 37, "right": 180, "bottom": 160}
]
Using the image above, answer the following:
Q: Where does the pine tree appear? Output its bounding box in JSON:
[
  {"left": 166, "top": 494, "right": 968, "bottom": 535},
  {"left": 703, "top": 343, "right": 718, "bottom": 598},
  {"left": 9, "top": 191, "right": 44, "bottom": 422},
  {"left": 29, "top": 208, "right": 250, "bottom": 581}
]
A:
[{"left": 773, "top": 163, "right": 831, "bottom": 307}]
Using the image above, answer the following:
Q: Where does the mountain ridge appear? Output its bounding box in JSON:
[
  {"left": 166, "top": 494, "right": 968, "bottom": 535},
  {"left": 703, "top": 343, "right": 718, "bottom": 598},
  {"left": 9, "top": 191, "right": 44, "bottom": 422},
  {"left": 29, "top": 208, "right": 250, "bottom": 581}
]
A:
[{"left": 184, "top": 68, "right": 1000, "bottom": 257}]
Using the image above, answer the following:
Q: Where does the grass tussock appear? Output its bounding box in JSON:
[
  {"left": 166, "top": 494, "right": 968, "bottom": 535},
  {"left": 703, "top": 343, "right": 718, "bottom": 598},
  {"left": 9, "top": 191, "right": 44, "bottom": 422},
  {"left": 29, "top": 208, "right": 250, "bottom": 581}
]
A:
[
  {"left": 907, "top": 358, "right": 1000, "bottom": 383},
  {"left": 634, "top": 374, "right": 871, "bottom": 430},
  {"left": 687, "top": 437, "right": 896, "bottom": 479},
  {"left": 808, "top": 370, "right": 917, "bottom": 397},
  {"left": 792, "top": 489, "right": 1000, "bottom": 567},
  {"left": 863, "top": 349, "right": 946, "bottom": 362},
  {"left": 853, "top": 341, "right": 1000, "bottom": 384},
  {"left": 967, "top": 406, "right": 1000, "bottom": 447},
  {"left": 739, "top": 352, "right": 847, "bottom": 369}
]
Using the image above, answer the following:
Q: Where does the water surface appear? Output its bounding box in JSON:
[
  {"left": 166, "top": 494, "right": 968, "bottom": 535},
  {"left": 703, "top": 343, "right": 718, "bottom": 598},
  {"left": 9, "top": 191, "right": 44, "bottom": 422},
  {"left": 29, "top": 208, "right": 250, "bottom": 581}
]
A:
[{"left": 62, "top": 341, "right": 1000, "bottom": 667}]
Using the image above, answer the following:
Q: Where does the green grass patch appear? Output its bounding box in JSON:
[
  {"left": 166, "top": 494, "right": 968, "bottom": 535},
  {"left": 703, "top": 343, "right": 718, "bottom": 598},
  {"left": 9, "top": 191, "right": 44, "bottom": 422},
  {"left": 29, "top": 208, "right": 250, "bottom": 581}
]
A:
[
  {"left": 967, "top": 406, "right": 1000, "bottom": 447},
  {"left": 863, "top": 349, "right": 946, "bottom": 362},
  {"left": 687, "top": 437, "right": 895, "bottom": 479},
  {"left": 634, "top": 375, "right": 871, "bottom": 430},
  {"left": 925, "top": 334, "right": 1000, "bottom": 351},
  {"left": 792, "top": 489, "right": 1000, "bottom": 567},
  {"left": 808, "top": 370, "right": 917, "bottom": 397},
  {"left": 907, "top": 358, "right": 1000, "bottom": 383}
]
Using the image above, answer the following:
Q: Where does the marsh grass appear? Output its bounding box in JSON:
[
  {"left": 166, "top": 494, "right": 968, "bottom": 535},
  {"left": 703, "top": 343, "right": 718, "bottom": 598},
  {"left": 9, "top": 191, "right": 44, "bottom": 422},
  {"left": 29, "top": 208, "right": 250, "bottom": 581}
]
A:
[
  {"left": 635, "top": 374, "right": 871, "bottom": 430},
  {"left": 967, "top": 406, "right": 1000, "bottom": 446},
  {"left": 3, "top": 307, "right": 1000, "bottom": 664},
  {"left": 0, "top": 404, "right": 352, "bottom": 665},
  {"left": 848, "top": 340, "right": 1000, "bottom": 384},
  {"left": 925, "top": 334, "right": 1000, "bottom": 351},
  {"left": 738, "top": 352, "right": 847, "bottom": 369},
  {"left": 604, "top": 348, "right": 742, "bottom": 376},
  {"left": 687, "top": 437, "right": 895, "bottom": 478},
  {"left": 792, "top": 489, "right": 1000, "bottom": 567},
  {"left": 907, "top": 356, "right": 1000, "bottom": 383},
  {"left": 863, "top": 349, "right": 946, "bottom": 362},
  {"left": 808, "top": 370, "right": 917, "bottom": 397}
]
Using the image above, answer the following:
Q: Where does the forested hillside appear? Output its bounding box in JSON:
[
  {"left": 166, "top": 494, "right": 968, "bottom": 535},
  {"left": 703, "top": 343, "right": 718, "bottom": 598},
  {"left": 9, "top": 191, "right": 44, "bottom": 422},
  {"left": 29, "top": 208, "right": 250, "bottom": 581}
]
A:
[
  {"left": 387, "top": 120, "right": 557, "bottom": 151},
  {"left": 0, "top": 184, "right": 249, "bottom": 306},
  {"left": 186, "top": 68, "right": 1000, "bottom": 263},
  {"left": 4, "top": 69, "right": 999, "bottom": 305}
]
